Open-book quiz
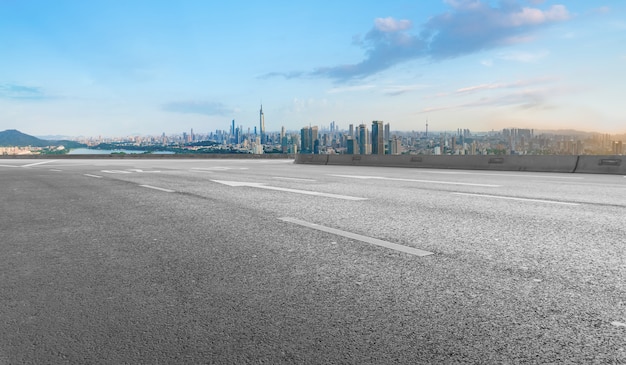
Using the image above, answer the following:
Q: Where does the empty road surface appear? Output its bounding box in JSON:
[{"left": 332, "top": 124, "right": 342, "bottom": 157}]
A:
[{"left": 1, "top": 158, "right": 625, "bottom": 364}]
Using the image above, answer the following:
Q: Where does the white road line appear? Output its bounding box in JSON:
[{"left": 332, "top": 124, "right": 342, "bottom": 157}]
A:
[
  {"left": 279, "top": 217, "right": 434, "bottom": 257},
  {"left": 101, "top": 170, "right": 132, "bottom": 174},
  {"left": 191, "top": 167, "right": 249, "bottom": 171},
  {"left": 212, "top": 180, "right": 367, "bottom": 200},
  {"left": 127, "top": 169, "right": 161, "bottom": 173},
  {"left": 272, "top": 176, "right": 316, "bottom": 182},
  {"left": 415, "top": 170, "right": 585, "bottom": 180},
  {"left": 0, "top": 164, "right": 19, "bottom": 168},
  {"left": 22, "top": 160, "right": 57, "bottom": 168},
  {"left": 330, "top": 174, "right": 500, "bottom": 188},
  {"left": 452, "top": 192, "right": 580, "bottom": 206},
  {"left": 49, "top": 169, "right": 63, "bottom": 172},
  {"left": 139, "top": 184, "right": 175, "bottom": 193},
  {"left": 84, "top": 174, "right": 103, "bottom": 178}
]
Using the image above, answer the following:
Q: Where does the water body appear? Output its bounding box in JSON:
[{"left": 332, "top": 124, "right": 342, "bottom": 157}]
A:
[
  {"left": 68, "top": 148, "right": 147, "bottom": 154},
  {"left": 68, "top": 148, "right": 174, "bottom": 155}
]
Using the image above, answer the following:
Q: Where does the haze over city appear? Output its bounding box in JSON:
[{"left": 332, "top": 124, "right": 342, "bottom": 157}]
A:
[{"left": 1, "top": 0, "right": 625, "bottom": 137}]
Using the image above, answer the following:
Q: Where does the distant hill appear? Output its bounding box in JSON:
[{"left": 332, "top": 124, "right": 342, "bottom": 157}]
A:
[
  {"left": 0, "top": 129, "right": 47, "bottom": 147},
  {"left": 0, "top": 129, "right": 86, "bottom": 148}
]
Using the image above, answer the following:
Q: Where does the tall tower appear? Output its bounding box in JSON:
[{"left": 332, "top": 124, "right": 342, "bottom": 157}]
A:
[
  {"left": 300, "top": 126, "right": 311, "bottom": 154},
  {"left": 358, "top": 124, "right": 370, "bottom": 155},
  {"left": 259, "top": 104, "right": 266, "bottom": 144},
  {"left": 372, "top": 120, "right": 384, "bottom": 155}
]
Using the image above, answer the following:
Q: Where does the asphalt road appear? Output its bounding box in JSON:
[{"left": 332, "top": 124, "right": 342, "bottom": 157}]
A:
[{"left": 1, "top": 158, "right": 625, "bottom": 364}]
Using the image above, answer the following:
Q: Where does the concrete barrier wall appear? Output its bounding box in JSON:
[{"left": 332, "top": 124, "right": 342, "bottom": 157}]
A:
[
  {"left": 573, "top": 155, "right": 626, "bottom": 175},
  {"left": 4, "top": 153, "right": 624, "bottom": 174},
  {"left": 322, "top": 154, "right": 579, "bottom": 173},
  {"left": 294, "top": 154, "right": 329, "bottom": 165}
]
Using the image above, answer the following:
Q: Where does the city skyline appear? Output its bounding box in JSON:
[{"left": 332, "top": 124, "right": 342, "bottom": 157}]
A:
[{"left": 1, "top": 1, "right": 625, "bottom": 136}]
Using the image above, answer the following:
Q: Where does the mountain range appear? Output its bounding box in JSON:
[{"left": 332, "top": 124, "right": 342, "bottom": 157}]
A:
[{"left": 0, "top": 129, "right": 86, "bottom": 148}]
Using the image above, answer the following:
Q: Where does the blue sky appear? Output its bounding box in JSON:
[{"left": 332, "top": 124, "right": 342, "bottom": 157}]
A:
[{"left": 1, "top": 0, "right": 624, "bottom": 137}]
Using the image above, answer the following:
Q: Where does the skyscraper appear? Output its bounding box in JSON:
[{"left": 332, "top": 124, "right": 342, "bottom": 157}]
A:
[
  {"left": 311, "top": 126, "right": 319, "bottom": 154},
  {"left": 372, "top": 120, "right": 384, "bottom": 155},
  {"left": 300, "top": 126, "right": 318, "bottom": 154},
  {"left": 385, "top": 123, "right": 391, "bottom": 149},
  {"left": 259, "top": 104, "right": 266, "bottom": 145},
  {"left": 347, "top": 137, "right": 358, "bottom": 154},
  {"left": 358, "top": 124, "right": 370, "bottom": 155},
  {"left": 281, "top": 126, "right": 288, "bottom": 153}
]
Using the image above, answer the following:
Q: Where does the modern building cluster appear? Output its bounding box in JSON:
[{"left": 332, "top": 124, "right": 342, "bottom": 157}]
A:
[
  {"left": 6, "top": 104, "right": 624, "bottom": 156},
  {"left": 300, "top": 121, "right": 402, "bottom": 155},
  {"left": 64, "top": 120, "right": 626, "bottom": 156}
]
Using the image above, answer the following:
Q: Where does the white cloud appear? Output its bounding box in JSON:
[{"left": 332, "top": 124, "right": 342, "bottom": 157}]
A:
[
  {"left": 326, "top": 84, "right": 375, "bottom": 94},
  {"left": 374, "top": 17, "right": 412, "bottom": 32},
  {"left": 507, "top": 5, "right": 569, "bottom": 27},
  {"left": 382, "top": 84, "right": 428, "bottom": 96},
  {"left": 275, "top": 1, "right": 571, "bottom": 82}
]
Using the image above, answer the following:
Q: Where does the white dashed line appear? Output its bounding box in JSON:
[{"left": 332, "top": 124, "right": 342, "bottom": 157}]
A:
[
  {"left": 330, "top": 174, "right": 500, "bottom": 188},
  {"left": 416, "top": 170, "right": 585, "bottom": 180},
  {"left": 272, "top": 176, "right": 316, "bottom": 182},
  {"left": 84, "top": 174, "right": 103, "bottom": 178},
  {"left": 452, "top": 192, "right": 580, "bottom": 206},
  {"left": 101, "top": 170, "right": 132, "bottom": 174},
  {"left": 279, "top": 217, "right": 434, "bottom": 257},
  {"left": 139, "top": 184, "right": 175, "bottom": 193},
  {"left": 213, "top": 180, "right": 366, "bottom": 200},
  {"left": 22, "top": 160, "right": 57, "bottom": 168}
]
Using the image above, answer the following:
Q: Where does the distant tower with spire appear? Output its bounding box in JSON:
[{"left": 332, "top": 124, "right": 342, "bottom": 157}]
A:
[{"left": 259, "top": 104, "right": 266, "bottom": 144}]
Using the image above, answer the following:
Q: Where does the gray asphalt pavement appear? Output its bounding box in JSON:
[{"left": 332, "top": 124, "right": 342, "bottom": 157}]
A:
[{"left": 1, "top": 159, "right": 625, "bottom": 364}]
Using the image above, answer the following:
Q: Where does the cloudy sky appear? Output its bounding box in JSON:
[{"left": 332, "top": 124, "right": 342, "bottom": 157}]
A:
[{"left": 1, "top": 0, "right": 624, "bottom": 137}]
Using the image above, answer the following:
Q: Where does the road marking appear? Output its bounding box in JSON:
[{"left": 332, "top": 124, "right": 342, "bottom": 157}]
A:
[
  {"left": 212, "top": 180, "right": 367, "bottom": 200},
  {"left": 279, "top": 217, "right": 434, "bottom": 257},
  {"left": 0, "top": 164, "right": 19, "bottom": 168},
  {"left": 191, "top": 169, "right": 214, "bottom": 173},
  {"left": 330, "top": 174, "right": 500, "bottom": 188},
  {"left": 452, "top": 192, "right": 580, "bottom": 206},
  {"left": 191, "top": 167, "right": 249, "bottom": 171},
  {"left": 49, "top": 169, "right": 62, "bottom": 172},
  {"left": 127, "top": 169, "right": 161, "bottom": 173},
  {"left": 22, "top": 160, "right": 57, "bottom": 168},
  {"left": 101, "top": 170, "right": 132, "bottom": 174},
  {"left": 84, "top": 174, "right": 103, "bottom": 178},
  {"left": 139, "top": 184, "right": 175, "bottom": 193},
  {"left": 272, "top": 176, "right": 316, "bottom": 182},
  {"left": 415, "top": 170, "right": 584, "bottom": 180}
]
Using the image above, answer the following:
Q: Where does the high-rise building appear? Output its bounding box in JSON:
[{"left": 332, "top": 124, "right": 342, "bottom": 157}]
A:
[
  {"left": 259, "top": 104, "right": 266, "bottom": 144},
  {"left": 613, "top": 141, "right": 623, "bottom": 155},
  {"left": 390, "top": 136, "right": 401, "bottom": 155},
  {"left": 384, "top": 123, "right": 390, "bottom": 154},
  {"left": 347, "top": 137, "right": 358, "bottom": 154},
  {"left": 358, "top": 124, "right": 370, "bottom": 155},
  {"left": 300, "top": 126, "right": 319, "bottom": 154},
  {"left": 311, "top": 126, "right": 319, "bottom": 153},
  {"left": 372, "top": 121, "right": 384, "bottom": 155},
  {"left": 281, "top": 126, "right": 288, "bottom": 153}
]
